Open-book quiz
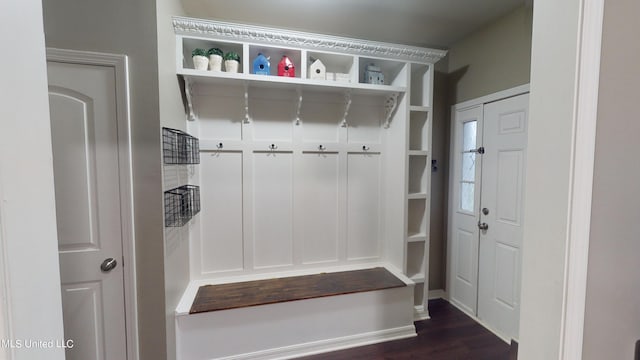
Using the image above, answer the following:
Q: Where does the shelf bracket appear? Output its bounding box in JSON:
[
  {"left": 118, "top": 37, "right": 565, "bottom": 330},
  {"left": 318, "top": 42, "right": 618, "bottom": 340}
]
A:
[
  {"left": 383, "top": 93, "right": 399, "bottom": 129},
  {"left": 184, "top": 78, "right": 197, "bottom": 121},
  {"left": 243, "top": 82, "right": 250, "bottom": 124},
  {"left": 295, "top": 88, "right": 303, "bottom": 126},
  {"left": 340, "top": 91, "right": 352, "bottom": 128}
]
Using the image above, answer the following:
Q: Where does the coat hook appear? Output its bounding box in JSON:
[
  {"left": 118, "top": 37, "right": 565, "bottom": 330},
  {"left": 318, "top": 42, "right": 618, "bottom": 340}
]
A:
[
  {"left": 362, "top": 145, "right": 370, "bottom": 151},
  {"left": 216, "top": 142, "right": 224, "bottom": 149},
  {"left": 269, "top": 144, "right": 277, "bottom": 150},
  {"left": 318, "top": 144, "right": 326, "bottom": 151}
]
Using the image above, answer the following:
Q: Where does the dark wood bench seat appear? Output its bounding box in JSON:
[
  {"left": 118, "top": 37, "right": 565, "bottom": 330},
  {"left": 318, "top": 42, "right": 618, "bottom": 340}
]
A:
[{"left": 189, "top": 267, "right": 407, "bottom": 314}]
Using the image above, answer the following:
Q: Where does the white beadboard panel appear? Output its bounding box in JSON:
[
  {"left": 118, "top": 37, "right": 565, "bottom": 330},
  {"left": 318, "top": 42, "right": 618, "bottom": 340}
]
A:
[
  {"left": 200, "top": 152, "right": 244, "bottom": 273},
  {"left": 346, "top": 102, "right": 382, "bottom": 144},
  {"left": 196, "top": 94, "right": 244, "bottom": 140},
  {"left": 250, "top": 96, "right": 295, "bottom": 141},
  {"left": 346, "top": 153, "right": 381, "bottom": 260},
  {"left": 300, "top": 97, "right": 342, "bottom": 143},
  {"left": 297, "top": 152, "right": 340, "bottom": 264},
  {"left": 253, "top": 152, "right": 294, "bottom": 269}
]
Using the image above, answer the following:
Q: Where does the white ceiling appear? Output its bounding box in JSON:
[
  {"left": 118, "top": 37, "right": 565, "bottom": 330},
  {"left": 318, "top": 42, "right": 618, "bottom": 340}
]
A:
[{"left": 181, "top": 0, "right": 526, "bottom": 49}]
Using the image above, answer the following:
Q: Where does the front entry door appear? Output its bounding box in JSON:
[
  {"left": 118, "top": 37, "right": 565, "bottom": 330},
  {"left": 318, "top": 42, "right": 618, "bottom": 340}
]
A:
[
  {"left": 477, "top": 93, "right": 529, "bottom": 340},
  {"left": 449, "top": 92, "right": 528, "bottom": 342},
  {"left": 48, "top": 59, "right": 128, "bottom": 359}
]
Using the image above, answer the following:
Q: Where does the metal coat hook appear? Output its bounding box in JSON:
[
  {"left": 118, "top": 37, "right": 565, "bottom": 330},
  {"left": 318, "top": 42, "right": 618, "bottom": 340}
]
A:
[
  {"left": 318, "top": 144, "right": 326, "bottom": 151},
  {"left": 216, "top": 142, "right": 224, "bottom": 149},
  {"left": 362, "top": 145, "right": 370, "bottom": 151},
  {"left": 340, "top": 91, "right": 352, "bottom": 128},
  {"left": 269, "top": 143, "right": 278, "bottom": 150}
]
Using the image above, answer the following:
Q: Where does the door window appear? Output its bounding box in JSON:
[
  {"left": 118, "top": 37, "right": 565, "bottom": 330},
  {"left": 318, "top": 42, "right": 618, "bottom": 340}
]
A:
[{"left": 460, "top": 120, "right": 477, "bottom": 212}]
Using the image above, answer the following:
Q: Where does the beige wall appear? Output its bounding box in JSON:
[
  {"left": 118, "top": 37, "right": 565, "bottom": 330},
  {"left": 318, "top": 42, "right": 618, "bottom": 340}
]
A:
[
  {"left": 583, "top": 0, "right": 640, "bottom": 358},
  {"left": 41, "top": 0, "right": 167, "bottom": 359},
  {"left": 447, "top": 5, "right": 532, "bottom": 104},
  {"left": 0, "top": 1, "right": 66, "bottom": 358}
]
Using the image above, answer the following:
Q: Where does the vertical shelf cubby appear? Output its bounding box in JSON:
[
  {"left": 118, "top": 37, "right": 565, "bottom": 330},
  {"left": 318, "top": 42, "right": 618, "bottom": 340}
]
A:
[
  {"left": 410, "top": 63, "right": 432, "bottom": 107},
  {"left": 409, "top": 111, "right": 429, "bottom": 151},
  {"left": 358, "top": 57, "right": 408, "bottom": 87},
  {"left": 248, "top": 45, "right": 302, "bottom": 78},
  {"left": 406, "top": 241, "right": 426, "bottom": 280},
  {"left": 306, "top": 51, "right": 356, "bottom": 82},
  {"left": 407, "top": 198, "right": 427, "bottom": 238},
  {"left": 181, "top": 37, "right": 244, "bottom": 73},
  {"left": 408, "top": 156, "right": 428, "bottom": 195}
]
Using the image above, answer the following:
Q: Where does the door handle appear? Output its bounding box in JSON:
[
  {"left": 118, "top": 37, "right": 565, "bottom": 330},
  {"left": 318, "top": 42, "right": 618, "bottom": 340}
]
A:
[
  {"left": 100, "top": 258, "right": 118, "bottom": 272},
  {"left": 478, "top": 222, "right": 489, "bottom": 231}
]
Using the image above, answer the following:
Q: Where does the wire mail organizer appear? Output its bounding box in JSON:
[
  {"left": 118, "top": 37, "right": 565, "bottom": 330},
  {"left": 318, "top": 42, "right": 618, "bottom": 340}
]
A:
[
  {"left": 164, "top": 185, "right": 201, "bottom": 227},
  {"left": 163, "top": 127, "right": 200, "bottom": 164}
]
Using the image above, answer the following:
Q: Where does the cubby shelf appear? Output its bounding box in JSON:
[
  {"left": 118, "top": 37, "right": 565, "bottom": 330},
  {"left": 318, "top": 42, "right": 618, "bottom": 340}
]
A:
[
  {"left": 410, "top": 105, "right": 431, "bottom": 112},
  {"left": 407, "top": 233, "right": 427, "bottom": 243},
  {"left": 408, "top": 150, "right": 429, "bottom": 156},
  {"left": 410, "top": 274, "right": 426, "bottom": 283},
  {"left": 407, "top": 192, "right": 427, "bottom": 200}
]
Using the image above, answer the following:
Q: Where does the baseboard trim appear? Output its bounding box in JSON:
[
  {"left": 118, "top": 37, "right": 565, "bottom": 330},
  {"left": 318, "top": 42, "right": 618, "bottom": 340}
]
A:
[
  {"left": 216, "top": 325, "right": 417, "bottom": 360},
  {"left": 428, "top": 289, "right": 446, "bottom": 300}
]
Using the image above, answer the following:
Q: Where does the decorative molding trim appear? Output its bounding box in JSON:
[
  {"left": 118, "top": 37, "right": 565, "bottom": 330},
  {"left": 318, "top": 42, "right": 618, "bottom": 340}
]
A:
[
  {"left": 46, "top": 48, "right": 140, "bottom": 360},
  {"left": 560, "top": 0, "right": 605, "bottom": 358},
  {"left": 173, "top": 16, "right": 447, "bottom": 64}
]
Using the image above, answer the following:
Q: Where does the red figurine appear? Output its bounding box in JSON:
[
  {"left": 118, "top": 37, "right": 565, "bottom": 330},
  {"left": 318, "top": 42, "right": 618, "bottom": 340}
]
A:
[{"left": 278, "top": 55, "right": 295, "bottom": 77}]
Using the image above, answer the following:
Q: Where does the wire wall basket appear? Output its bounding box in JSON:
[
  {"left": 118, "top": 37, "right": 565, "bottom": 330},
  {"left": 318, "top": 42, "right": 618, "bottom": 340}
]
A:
[
  {"left": 163, "top": 127, "right": 200, "bottom": 164},
  {"left": 164, "top": 185, "right": 201, "bottom": 227}
]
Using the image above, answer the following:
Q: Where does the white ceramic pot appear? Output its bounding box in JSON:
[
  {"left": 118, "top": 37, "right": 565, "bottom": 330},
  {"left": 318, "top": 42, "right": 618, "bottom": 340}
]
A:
[
  {"left": 208, "top": 54, "right": 223, "bottom": 71},
  {"left": 224, "top": 60, "right": 239, "bottom": 73},
  {"left": 192, "top": 55, "right": 209, "bottom": 71}
]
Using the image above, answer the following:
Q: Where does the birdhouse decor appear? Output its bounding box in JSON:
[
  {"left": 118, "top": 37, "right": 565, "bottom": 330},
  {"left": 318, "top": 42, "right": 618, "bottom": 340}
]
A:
[
  {"left": 253, "top": 53, "right": 271, "bottom": 75},
  {"left": 309, "top": 59, "right": 326, "bottom": 80},
  {"left": 364, "top": 63, "right": 384, "bottom": 85},
  {"left": 278, "top": 55, "right": 295, "bottom": 77}
]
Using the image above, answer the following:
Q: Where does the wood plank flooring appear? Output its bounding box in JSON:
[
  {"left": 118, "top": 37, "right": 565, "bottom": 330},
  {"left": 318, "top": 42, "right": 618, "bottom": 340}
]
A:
[
  {"left": 190, "top": 267, "right": 405, "bottom": 314},
  {"left": 300, "top": 299, "right": 511, "bottom": 360}
]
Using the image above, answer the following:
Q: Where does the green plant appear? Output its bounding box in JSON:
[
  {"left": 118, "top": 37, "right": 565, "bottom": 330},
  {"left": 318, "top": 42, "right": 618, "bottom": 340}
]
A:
[
  {"left": 207, "top": 48, "right": 224, "bottom": 57},
  {"left": 192, "top": 48, "right": 207, "bottom": 57},
  {"left": 224, "top": 51, "right": 240, "bottom": 62}
]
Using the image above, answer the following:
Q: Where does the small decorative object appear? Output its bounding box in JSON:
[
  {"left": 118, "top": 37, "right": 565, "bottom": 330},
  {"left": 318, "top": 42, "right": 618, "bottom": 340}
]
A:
[
  {"left": 192, "top": 48, "right": 209, "bottom": 71},
  {"left": 278, "top": 55, "right": 295, "bottom": 77},
  {"left": 252, "top": 53, "right": 271, "bottom": 75},
  {"left": 207, "top": 48, "right": 224, "bottom": 71},
  {"left": 364, "top": 63, "right": 384, "bottom": 85},
  {"left": 335, "top": 73, "right": 351, "bottom": 83},
  {"left": 309, "top": 59, "right": 326, "bottom": 80},
  {"left": 224, "top": 51, "right": 241, "bottom": 73}
]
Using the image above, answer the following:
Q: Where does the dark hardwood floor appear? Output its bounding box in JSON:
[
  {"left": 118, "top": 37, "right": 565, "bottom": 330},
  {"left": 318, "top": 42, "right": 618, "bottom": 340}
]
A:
[{"left": 300, "top": 299, "right": 510, "bottom": 360}]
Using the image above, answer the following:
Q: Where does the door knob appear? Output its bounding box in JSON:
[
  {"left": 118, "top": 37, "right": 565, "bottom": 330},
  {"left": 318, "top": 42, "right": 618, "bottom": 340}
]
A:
[
  {"left": 100, "top": 258, "right": 118, "bottom": 272},
  {"left": 482, "top": 207, "right": 490, "bottom": 215},
  {"left": 478, "top": 222, "right": 489, "bottom": 231}
]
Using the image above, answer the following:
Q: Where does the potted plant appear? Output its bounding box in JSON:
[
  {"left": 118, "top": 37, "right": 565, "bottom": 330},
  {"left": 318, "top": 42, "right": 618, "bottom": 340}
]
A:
[
  {"left": 191, "top": 48, "right": 209, "bottom": 71},
  {"left": 224, "top": 51, "right": 241, "bottom": 73},
  {"left": 207, "top": 47, "right": 224, "bottom": 72}
]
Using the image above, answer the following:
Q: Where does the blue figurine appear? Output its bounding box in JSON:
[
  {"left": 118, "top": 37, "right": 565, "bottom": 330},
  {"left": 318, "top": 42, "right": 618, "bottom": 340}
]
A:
[{"left": 253, "top": 53, "right": 271, "bottom": 75}]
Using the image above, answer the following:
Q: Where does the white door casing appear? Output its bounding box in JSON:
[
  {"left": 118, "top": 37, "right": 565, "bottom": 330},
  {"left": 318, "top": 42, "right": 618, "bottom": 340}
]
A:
[
  {"left": 448, "top": 104, "right": 483, "bottom": 315},
  {"left": 47, "top": 49, "right": 137, "bottom": 360},
  {"left": 477, "top": 93, "right": 529, "bottom": 341}
]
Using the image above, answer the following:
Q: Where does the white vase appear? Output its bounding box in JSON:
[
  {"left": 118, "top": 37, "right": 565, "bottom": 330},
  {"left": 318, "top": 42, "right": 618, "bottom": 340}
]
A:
[
  {"left": 224, "top": 60, "right": 239, "bottom": 73},
  {"left": 192, "top": 55, "right": 209, "bottom": 71},
  {"left": 208, "top": 54, "right": 223, "bottom": 71}
]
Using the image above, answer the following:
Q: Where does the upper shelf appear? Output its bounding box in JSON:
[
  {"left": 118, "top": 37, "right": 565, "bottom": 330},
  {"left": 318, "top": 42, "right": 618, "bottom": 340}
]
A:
[{"left": 178, "top": 68, "right": 406, "bottom": 96}]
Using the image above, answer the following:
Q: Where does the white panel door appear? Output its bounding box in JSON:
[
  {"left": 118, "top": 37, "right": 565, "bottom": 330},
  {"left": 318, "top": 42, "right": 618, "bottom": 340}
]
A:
[
  {"left": 477, "top": 93, "right": 529, "bottom": 340},
  {"left": 48, "top": 61, "right": 127, "bottom": 359},
  {"left": 448, "top": 105, "right": 483, "bottom": 315}
]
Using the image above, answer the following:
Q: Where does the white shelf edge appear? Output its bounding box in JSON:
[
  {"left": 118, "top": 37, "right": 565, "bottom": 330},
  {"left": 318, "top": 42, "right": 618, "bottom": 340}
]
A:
[
  {"left": 409, "top": 105, "right": 431, "bottom": 112},
  {"left": 408, "top": 150, "right": 428, "bottom": 156},
  {"left": 178, "top": 68, "right": 407, "bottom": 95},
  {"left": 409, "top": 274, "right": 426, "bottom": 283},
  {"left": 407, "top": 192, "right": 427, "bottom": 200}
]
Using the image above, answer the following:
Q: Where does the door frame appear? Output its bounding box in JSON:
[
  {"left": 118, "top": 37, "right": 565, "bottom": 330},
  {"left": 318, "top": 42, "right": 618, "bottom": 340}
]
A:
[
  {"left": 46, "top": 48, "right": 139, "bottom": 360},
  {"left": 446, "top": 84, "right": 530, "bottom": 340}
]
